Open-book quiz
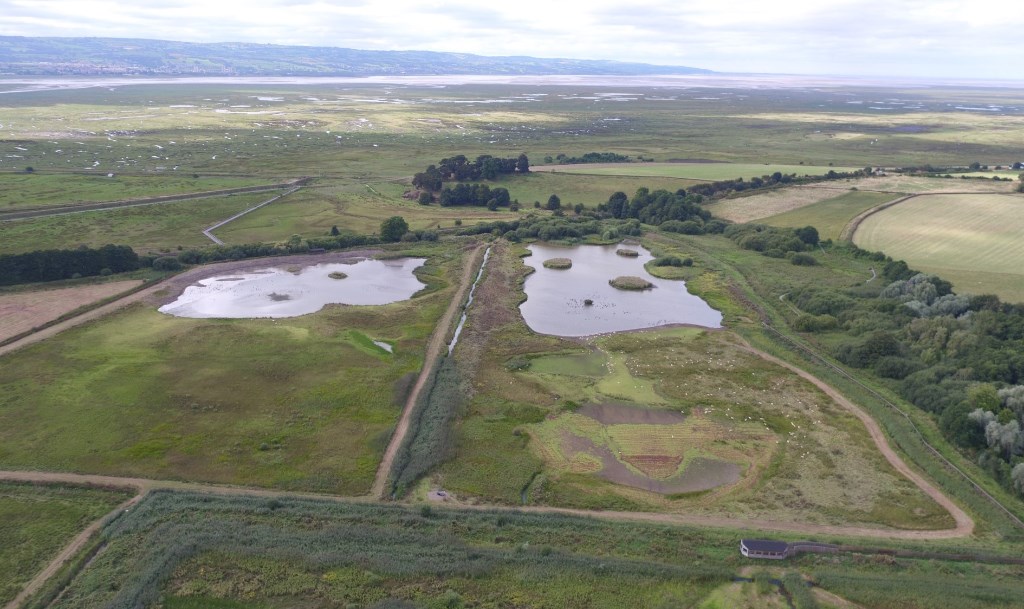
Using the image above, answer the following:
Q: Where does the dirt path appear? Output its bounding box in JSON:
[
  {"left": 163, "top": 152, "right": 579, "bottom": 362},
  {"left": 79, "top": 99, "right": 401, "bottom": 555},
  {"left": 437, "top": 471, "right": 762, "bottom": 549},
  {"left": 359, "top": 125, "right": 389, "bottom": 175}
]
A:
[
  {"left": 370, "top": 243, "right": 486, "bottom": 498},
  {"left": 733, "top": 339, "right": 974, "bottom": 538}
]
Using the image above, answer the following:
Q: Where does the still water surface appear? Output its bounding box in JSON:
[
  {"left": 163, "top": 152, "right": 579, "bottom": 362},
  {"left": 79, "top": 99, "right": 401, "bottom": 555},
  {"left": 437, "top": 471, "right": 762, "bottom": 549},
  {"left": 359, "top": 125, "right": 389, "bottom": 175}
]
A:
[
  {"left": 519, "top": 244, "right": 721, "bottom": 337},
  {"left": 159, "top": 258, "right": 426, "bottom": 319}
]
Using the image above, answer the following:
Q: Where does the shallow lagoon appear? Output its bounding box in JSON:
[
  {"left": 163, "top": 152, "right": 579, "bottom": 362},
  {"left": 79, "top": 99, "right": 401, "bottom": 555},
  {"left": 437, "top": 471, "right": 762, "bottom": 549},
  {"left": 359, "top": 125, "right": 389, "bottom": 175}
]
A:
[
  {"left": 519, "top": 244, "right": 721, "bottom": 337},
  {"left": 159, "top": 258, "right": 426, "bottom": 319}
]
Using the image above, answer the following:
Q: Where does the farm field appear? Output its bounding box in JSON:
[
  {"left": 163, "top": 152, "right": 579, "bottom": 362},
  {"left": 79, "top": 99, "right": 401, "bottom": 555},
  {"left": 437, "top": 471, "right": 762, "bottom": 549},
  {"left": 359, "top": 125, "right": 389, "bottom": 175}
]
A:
[
  {"left": 854, "top": 193, "right": 1024, "bottom": 302},
  {"left": 0, "top": 191, "right": 278, "bottom": 255},
  {"left": 761, "top": 190, "right": 895, "bottom": 240},
  {"left": 0, "top": 482, "right": 133, "bottom": 606},
  {"left": 0, "top": 173, "right": 278, "bottom": 210},
  {"left": 428, "top": 242, "right": 953, "bottom": 530},
  {"left": 0, "top": 244, "right": 462, "bottom": 494},
  {"left": 38, "top": 490, "right": 1024, "bottom": 609},
  {"left": 533, "top": 162, "right": 859, "bottom": 181},
  {"left": 0, "top": 279, "right": 143, "bottom": 342},
  {"left": 708, "top": 175, "right": 1015, "bottom": 224}
]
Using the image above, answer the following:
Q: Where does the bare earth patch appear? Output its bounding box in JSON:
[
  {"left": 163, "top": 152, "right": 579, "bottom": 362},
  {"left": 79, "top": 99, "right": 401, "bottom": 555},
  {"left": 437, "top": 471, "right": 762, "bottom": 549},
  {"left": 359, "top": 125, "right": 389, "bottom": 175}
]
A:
[{"left": 0, "top": 280, "right": 143, "bottom": 342}]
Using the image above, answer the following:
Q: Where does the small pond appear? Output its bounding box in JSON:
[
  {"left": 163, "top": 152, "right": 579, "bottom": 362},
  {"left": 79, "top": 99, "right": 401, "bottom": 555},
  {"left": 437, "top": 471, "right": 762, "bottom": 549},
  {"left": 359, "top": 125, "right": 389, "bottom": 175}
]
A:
[
  {"left": 519, "top": 244, "right": 722, "bottom": 337},
  {"left": 159, "top": 258, "right": 426, "bottom": 319}
]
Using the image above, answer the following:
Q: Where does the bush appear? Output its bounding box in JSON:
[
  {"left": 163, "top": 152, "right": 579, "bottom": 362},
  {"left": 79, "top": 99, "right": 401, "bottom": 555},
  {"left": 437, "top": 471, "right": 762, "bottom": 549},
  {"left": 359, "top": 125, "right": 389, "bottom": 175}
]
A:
[
  {"left": 789, "top": 252, "right": 817, "bottom": 266},
  {"left": 652, "top": 256, "right": 683, "bottom": 267},
  {"left": 793, "top": 314, "right": 838, "bottom": 332},
  {"left": 152, "top": 256, "right": 183, "bottom": 271}
]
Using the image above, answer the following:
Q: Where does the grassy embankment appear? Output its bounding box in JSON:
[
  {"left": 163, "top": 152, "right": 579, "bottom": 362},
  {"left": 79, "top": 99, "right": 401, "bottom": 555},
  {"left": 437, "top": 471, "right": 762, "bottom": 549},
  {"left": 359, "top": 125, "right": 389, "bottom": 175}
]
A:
[{"left": 0, "top": 242, "right": 463, "bottom": 494}]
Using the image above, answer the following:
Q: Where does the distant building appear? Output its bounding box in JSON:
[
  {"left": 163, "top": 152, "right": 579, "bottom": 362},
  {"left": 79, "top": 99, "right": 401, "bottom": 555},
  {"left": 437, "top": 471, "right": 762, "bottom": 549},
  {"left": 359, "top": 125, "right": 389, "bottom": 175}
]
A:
[{"left": 740, "top": 539, "right": 790, "bottom": 560}]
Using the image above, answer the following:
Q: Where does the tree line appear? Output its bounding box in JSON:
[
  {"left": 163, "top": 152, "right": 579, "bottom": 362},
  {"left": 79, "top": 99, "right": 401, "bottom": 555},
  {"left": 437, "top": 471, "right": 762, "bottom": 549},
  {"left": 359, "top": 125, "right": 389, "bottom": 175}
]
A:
[{"left": 0, "top": 244, "right": 139, "bottom": 285}]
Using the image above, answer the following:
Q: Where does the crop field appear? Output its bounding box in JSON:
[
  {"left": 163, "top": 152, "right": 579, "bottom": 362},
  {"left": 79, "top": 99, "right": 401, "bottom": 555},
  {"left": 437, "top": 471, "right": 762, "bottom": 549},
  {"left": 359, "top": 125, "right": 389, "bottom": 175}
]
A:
[
  {"left": 429, "top": 244, "right": 953, "bottom": 530},
  {"left": 853, "top": 193, "right": 1024, "bottom": 302},
  {"left": 0, "top": 191, "right": 278, "bottom": 255},
  {"left": 0, "top": 482, "right": 133, "bottom": 606},
  {"left": 761, "top": 190, "right": 896, "bottom": 240},
  {"left": 0, "top": 244, "right": 462, "bottom": 494},
  {"left": 0, "top": 279, "right": 143, "bottom": 342},
  {"left": 707, "top": 174, "right": 1014, "bottom": 224},
  {"left": 534, "top": 162, "right": 860, "bottom": 181},
  {"left": 0, "top": 173, "right": 277, "bottom": 210}
]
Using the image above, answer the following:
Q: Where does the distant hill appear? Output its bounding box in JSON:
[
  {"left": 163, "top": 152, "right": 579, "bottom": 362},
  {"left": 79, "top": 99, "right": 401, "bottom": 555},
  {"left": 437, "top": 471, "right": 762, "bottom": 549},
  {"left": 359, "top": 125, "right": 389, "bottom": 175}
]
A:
[{"left": 0, "top": 36, "right": 711, "bottom": 77}]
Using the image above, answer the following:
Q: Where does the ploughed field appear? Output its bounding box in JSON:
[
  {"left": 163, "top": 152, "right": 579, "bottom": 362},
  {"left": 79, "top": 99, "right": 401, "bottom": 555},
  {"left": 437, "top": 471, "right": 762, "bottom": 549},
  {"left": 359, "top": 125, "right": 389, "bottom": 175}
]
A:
[{"left": 854, "top": 193, "right": 1024, "bottom": 303}]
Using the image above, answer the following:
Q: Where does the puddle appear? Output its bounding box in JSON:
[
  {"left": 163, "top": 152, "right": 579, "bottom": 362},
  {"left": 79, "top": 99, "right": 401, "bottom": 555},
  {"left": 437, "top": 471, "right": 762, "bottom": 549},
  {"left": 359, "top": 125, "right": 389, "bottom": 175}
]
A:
[
  {"left": 519, "top": 244, "right": 721, "bottom": 337},
  {"left": 159, "top": 258, "right": 426, "bottom": 318},
  {"left": 372, "top": 340, "right": 394, "bottom": 353}
]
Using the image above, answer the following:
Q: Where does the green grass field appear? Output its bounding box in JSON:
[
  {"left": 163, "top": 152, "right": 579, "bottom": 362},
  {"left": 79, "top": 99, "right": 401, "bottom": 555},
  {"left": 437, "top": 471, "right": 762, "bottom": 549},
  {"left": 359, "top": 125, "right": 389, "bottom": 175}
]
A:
[
  {"left": 0, "top": 173, "right": 278, "bottom": 210},
  {"left": 537, "top": 162, "right": 860, "bottom": 181},
  {"left": 762, "top": 190, "right": 896, "bottom": 240},
  {"left": 216, "top": 181, "right": 519, "bottom": 242},
  {"left": 0, "top": 191, "right": 277, "bottom": 255},
  {"left": 0, "top": 482, "right": 133, "bottom": 606},
  {"left": 853, "top": 193, "right": 1024, "bottom": 302},
  {"left": 0, "top": 246, "right": 461, "bottom": 494}
]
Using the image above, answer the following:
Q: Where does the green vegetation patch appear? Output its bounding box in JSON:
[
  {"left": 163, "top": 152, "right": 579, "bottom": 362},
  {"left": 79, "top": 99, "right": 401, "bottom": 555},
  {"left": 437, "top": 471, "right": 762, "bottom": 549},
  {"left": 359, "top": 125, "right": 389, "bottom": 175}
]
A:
[
  {"left": 529, "top": 351, "right": 607, "bottom": 377},
  {"left": 762, "top": 190, "right": 896, "bottom": 241},
  {"left": 0, "top": 482, "right": 132, "bottom": 605}
]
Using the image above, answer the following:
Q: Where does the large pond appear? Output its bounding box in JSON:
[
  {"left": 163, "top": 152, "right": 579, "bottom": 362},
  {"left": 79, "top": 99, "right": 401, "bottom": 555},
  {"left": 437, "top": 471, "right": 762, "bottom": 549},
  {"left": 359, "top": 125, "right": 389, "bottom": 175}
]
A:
[
  {"left": 519, "top": 244, "right": 722, "bottom": 337},
  {"left": 159, "top": 258, "right": 426, "bottom": 319}
]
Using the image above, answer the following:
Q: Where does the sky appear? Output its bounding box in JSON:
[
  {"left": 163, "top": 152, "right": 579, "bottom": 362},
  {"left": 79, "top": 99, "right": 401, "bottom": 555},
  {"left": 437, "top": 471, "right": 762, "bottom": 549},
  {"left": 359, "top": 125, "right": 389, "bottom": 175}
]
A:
[{"left": 1, "top": 0, "right": 1022, "bottom": 79}]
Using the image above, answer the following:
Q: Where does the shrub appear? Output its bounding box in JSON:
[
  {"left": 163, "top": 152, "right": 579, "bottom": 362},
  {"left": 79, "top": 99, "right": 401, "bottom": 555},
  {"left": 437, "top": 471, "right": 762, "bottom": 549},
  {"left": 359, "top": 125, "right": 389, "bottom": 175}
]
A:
[
  {"left": 789, "top": 252, "right": 817, "bottom": 266},
  {"left": 152, "top": 257, "right": 183, "bottom": 271}
]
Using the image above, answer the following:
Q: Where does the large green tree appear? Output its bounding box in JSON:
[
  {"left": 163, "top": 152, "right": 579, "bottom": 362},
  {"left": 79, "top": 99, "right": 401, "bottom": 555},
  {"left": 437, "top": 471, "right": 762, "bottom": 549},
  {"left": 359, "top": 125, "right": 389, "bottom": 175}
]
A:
[{"left": 380, "top": 216, "right": 409, "bottom": 242}]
